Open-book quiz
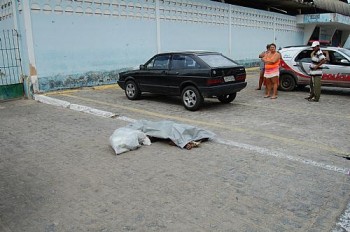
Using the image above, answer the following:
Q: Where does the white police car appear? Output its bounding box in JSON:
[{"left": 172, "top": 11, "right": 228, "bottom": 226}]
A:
[{"left": 279, "top": 46, "right": 350, "bottom": 91}]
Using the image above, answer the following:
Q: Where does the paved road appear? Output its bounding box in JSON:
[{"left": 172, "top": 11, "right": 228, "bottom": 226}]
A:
[{"left": 1, "top": 69, "right": 349, "bottom": 231}]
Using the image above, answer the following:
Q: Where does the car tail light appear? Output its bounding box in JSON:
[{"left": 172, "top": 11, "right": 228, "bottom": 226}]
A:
[
  {"left": 235, "top": 73, "right": 246, "bottom": 81},
  {"left": 207, "top": 78, "right": 224, "bottom": 85}
]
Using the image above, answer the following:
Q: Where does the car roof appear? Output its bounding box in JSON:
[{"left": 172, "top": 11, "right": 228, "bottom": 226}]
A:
[
  {"left": 280, "top": 45, "right": 342, "bottom": 51},
  {"left": 157, "top": 51, "right": 221, "bottom": 56}
]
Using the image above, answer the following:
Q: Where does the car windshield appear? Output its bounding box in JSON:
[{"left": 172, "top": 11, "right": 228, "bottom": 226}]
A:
[
  {"left": 198, "top": 54, "right": 238, "bottom": 67},
  {"left": 339, "top": 48, "right": 350, "bottom": 58}
]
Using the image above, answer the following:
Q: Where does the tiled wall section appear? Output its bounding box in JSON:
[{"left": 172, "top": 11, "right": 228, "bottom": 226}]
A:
[
  {"left": 0, "top": 1, "right": 15, "bottom": 29},
  {"left": 26, "top": 0, "right": 302, "bottom": 32},
  {"left": 0, "top": 0, "right": 13, "bottom": 22}
]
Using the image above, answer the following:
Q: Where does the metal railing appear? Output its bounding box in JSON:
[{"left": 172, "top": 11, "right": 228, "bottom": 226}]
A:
[{"left": 0, "top": 29, "right": 23, "bottom": 86}]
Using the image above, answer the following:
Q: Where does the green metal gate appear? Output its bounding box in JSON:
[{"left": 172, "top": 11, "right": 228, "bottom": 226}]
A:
[{"left": 0, "top": 29, "right": 23, "bottom": 101}]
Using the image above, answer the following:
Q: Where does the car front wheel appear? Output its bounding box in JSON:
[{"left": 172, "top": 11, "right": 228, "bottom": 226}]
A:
[
  {"left": 218, "top": 93, "right": 237, "bottom": 103},
  {"left": 125, "top": 80, "right": 141, "bottom": 100},
  {"left": 279, "top": 74, "right": 296, "bottom": 91},
  {"left": 181, "top": 86, "right": 203, "bottom": 111}
]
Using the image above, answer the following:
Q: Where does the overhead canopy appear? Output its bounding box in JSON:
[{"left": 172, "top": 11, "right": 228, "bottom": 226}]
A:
[
  {"left": 313, "top": 0, "right": 350, "bottom": 16},
  {"left": 212, "top": 0, "right": 350, "bottom": 16}
]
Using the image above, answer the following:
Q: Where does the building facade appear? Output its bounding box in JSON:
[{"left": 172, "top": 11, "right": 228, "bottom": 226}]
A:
[{"left": 0, "top": 0, "right": 349, "bottom": 99}]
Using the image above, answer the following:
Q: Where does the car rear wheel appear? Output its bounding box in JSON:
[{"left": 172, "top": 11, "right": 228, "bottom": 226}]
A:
[
  {"left": 181, "top": 86, "right": 203, "bottom": 111},
  {"left": 279, "top": 74, "right": 296, "bottom": 91},
  {"left": 218, "top": 93, "right": 236, "bottom": 103},
  {"left": 125, "top": 80, "right": 141, "bottom": 100}
]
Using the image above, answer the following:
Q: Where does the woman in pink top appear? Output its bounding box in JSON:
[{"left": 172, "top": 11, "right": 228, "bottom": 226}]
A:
[{"left": 262, "top": 43, "right": 281, "bottom": 99}]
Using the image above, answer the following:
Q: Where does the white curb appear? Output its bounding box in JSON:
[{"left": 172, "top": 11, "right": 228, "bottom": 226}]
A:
[
  {"left": 69, "top": 104, "right": 117, "bottom": 118},
  {"left": 34, "top": 94, "right": 70, "bottom": 108},
  {"left": 34, "top": 94, "right": 117, "bottom": 118}
]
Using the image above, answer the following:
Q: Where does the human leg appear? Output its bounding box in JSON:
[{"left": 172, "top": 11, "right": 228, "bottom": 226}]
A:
[
  {"left": 305, "top": 76, "right": 314, "bottom": 100},
  {"left": 271, "top": 76, "right": 278, "bottom": 98},
  {"left": 256, "top": 69, "right": 264, "bottom": 90},
  {"left": 264, "top": 78, "right": 271, "bottom": 97},
  {"left": 313, "top": 75, "right": 321, "bottom": 101}
]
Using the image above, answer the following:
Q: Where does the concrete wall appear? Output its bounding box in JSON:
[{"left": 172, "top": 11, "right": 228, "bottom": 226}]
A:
[{"left": 1, "top": 0, "right": 305, "bottom": 92}]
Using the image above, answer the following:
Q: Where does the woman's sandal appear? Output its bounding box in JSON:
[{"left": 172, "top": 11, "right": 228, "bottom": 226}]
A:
[
  {"left": 264, "top": 95, "right": 270, "bottom": 98},
  {"left": 270, "top": 96, "right": 278, "bottom": 99}
]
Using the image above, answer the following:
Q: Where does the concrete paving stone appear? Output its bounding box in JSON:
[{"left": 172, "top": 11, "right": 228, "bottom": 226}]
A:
[{"left": 1, "top": 70, "right": 350, "bottom": 231}]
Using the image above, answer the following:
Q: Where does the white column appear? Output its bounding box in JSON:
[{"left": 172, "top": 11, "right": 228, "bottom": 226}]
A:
[
  {"left": 155, "top": 0, "right": 161, "bottom": 53},
  {"left": 11, "top": 0, "right": 19, "bottom": 31},
  {"left": 303, "top": 24, "right": 317, "bottom": 45},
  {"left": 22, "top": 0, "right": 39, "bottom": 93},
  {"left": 273, "top": 16, "right": 276, "bottom": 44},
  {"left": 228, "top": 5, "right": 232, "bottom": 56}
]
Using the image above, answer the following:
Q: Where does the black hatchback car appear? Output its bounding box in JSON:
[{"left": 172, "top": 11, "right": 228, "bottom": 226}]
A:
[{"left": 117, "top": 51, "right": 247, "bottom": 111}]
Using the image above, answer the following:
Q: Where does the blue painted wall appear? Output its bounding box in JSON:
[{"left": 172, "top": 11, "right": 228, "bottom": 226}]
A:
[
  {"left": 161, "top": 21, "right": 228, "bottom": 53},
  {"left": 2, "top": 0, "right": 306, "bottom": 92},
  {"left": 31, "top": 13, "right": 157, "bottom": 90}
]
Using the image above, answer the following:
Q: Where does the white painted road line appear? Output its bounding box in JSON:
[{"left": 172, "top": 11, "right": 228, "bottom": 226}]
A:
[
  {"left": 333, "top": 201, "right": 350, "bottom": 232},
  {"left": 214, "top": 138, "right": 350, "bottom": 176},
  {"left": 117, "top": 115, "right": 137, "bottom": 122}
]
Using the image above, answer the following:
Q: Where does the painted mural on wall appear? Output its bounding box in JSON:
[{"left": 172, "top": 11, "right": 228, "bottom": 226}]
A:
[{"left": 1, "top": 0, "right": 304, "bottom": 92}]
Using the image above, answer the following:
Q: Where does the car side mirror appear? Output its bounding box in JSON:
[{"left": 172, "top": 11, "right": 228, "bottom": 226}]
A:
[
  {"left": 340, "top": 59, "right": 349, "bottom": 64},
  {"left": 140, "top": 64, "right": 146, "bottom": 70}
]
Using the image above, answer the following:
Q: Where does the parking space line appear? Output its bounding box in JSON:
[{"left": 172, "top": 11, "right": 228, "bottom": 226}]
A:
[
  {"left": 44, "top": 84, "right": 120, "bottom": 96},
  {"left": 47, "top": 85, "right": 350, "bottom": 120},
  {"left": 56, "top": 93, "right": 350, "bottom": 158}
]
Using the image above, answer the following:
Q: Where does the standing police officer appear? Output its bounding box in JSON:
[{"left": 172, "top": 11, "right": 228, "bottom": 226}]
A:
[{"left": 306, "top": 41, "right": 327, "bottom": 102}]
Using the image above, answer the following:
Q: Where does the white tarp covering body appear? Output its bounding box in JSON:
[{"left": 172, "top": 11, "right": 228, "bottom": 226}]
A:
[
  {"left": 109, "top": 127, "right": 151, "bottom": 155},
  {"left": 126, "top": 120, "right": 216, "bottom": 148},
  {"left": 109, "top": 120, "right": 216, "bottom": 155}
]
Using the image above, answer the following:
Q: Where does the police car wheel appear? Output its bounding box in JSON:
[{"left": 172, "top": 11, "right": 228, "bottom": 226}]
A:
[{"left": 279, "top": 74, "right": 296, "bottom": 91}]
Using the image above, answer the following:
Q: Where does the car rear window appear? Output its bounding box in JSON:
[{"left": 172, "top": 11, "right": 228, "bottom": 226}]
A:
[
  {"left": 197, "top": 54, "right": 238, "bottom": 67},
  {"left": 171, "top": 55, "right": 201, "bottom": 69}
]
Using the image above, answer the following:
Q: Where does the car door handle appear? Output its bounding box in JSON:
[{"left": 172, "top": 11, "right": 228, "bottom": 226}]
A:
[{"left": 165, "top": 71, "right": 179, "bottom": 75}]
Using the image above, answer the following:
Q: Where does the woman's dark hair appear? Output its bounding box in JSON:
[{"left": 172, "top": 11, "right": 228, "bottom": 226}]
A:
[
  {"left": 269, "top": 43, "right": 277, "bottom": 48},
  {"left": 266, "top": 44, "right": 270, "bottom": 49}
]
